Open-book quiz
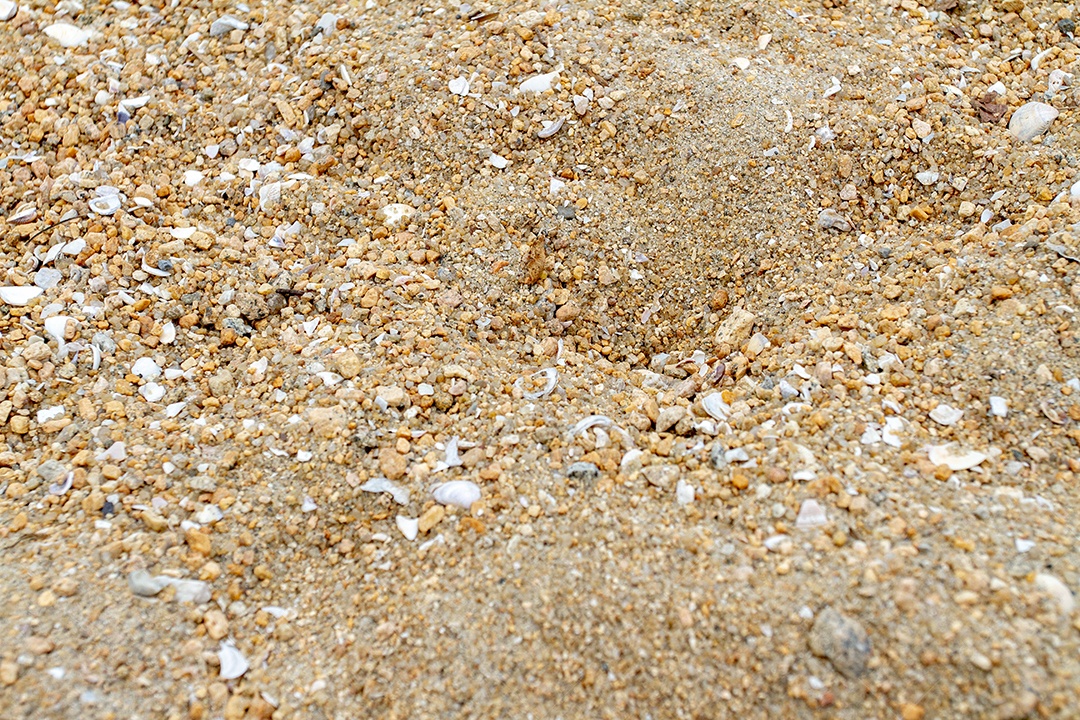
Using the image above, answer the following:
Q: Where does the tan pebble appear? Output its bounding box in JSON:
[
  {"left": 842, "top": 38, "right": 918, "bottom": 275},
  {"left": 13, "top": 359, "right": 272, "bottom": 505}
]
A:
[
  {"left": 9, "top": 416, "right": 29, "bottom": 434},
  {"left": 0, "top": 659, "right": 17, "bottom": 686},
  {"left": 900, "top": 703, "right": 925, "bottom": 720},
  {"left": 765, "top": 467, "right": 787, "bottom": 483},
  {"left": 306, "top": 406, "right": 346, "bottom": 438},
  {"left": 223, "top": 693, "right": 249, "bottom": 720},
  {"left": 958, "top": 201, "right": 976, "bottom": 218},
  {"left": 5, "top": 482, "right": 27, "bottom": 499},
  {"left": 185, "top": 528, "right": 213, "bottom": 556},
  {"left": 51, "top": 577, "right": 78, "bottom": 597},
  {"left": 8, "top": 512, "right": 27, "bottom": 532},
  {"left": 26, "top": 636, "right": 54, "bottom": 655},
  {"left": 655, "top": 406, "right": 685, "bottom": 433},
  {"left": 37, "top": 589, "right": 57, "bottom": 607},
  {"left": 376, "top": 385, "right": 407, "bottom": 408},
  {"left": 335, "top": 349, "right": 362, "bottom": 379},
  {"left": 990, "top": 285, "right": 1012, "bottom": 301},
  {"left": 555, "top": 302, "right": 580, "bottom": 322},
  {"left": 142, "top": 511, "right": 168, "bottom": 532},
  {"left": 418, "top": 504, "right": 445, "bottom": 533},
  {"left": 379, "top": 450, "right": 408, "bottom": 480},
  {"left": 203, "top": 609, "right": 229, "bottom": 640}
]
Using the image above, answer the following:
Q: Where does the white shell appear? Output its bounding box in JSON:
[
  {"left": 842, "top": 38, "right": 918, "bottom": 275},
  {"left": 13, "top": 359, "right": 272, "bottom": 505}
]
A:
[
  {"left": 537, "top": 117, "right": 565, "bottom": 139},
  {"left": 519, "top": 70, "right": 560, "bottom": 93},
  {"left": 489, "top": 153, "right": 509, "bottom": 169},
  {"left": 0, "top": 286, "right": 42, "bottom": 306},
  {"left": 448, "top": 77, "right": 470, "bottom": 96},
  {"left": 258, "top": 182, "right": 281, "bottom": 211},
  {"left": 0, "top": 1, "right": 16, "bottom": 21},
  {"left": 160, "top": 321, "right": 176, "bottom": 344},
  {"left": 44, "top": 22, "right": 92, "bottom": 47},
  {"left": 140, "top": 382, "right": 165, "bottom": 402},
  {"left": 166, "top": 401, "right": 186, "bottom": 418},
  {"left": 989, "top": 396, "right": 1008, "bottom": 418},
  {"left": 675, "top": 479, "right": 695, "bottom": 505},
  {"left": 514, "top": 368, "right": 558, "bottom": 399},
  {"left": 1034, "top": 573, "right": 1075, "bottom": 615},
  {"left": 796, "top": 499, "right": 828, "bottom": 528},
  {"left": 701, "top": 393, "right": 731, "bottom": 421},
  {"left": 929, "top": 404, "right": 963, "bottom": 426},
  {"left": 218, "top": 643, "right": 249, "bottom": 680},
  {"left": 1008, "top": 102, "right": 1059, "bottom": 142},
  {"left": 432, "top": 480, "right": 481, "bottom": 509},
  {"left": 210, "top": 15, "right": 249, "bottom": 37},
  {"left": 89, "top": 194, "right": 122, "bottom": 215},
  {"left": 141, "top": 259, "right": 171, "bottom": 277},
  {"left": 44, "top": 315, "right": 71, "bottom": 350},
  {"left": 731, "top": 57, "right": 751, "bottom": 71},
  {"left": 927, "top": 443, "right": 986, "bottom": 471},
  {"left": 573, "top": 95, "right": 589, "bottom": 115},
  {"left": 915, "top": 171, "right": 939, "bottom": 186},
  {"left": 359, "top": 477, "right": 410, "bottom": 505},
  {"left": 183, "top": 170, "right": 205, "bottom": 187},
  {"left": 131, "top": 357, "right": 162, "bottom": 380},
  {"left": 7, "top": 202, "right": 36, "bottom": 224},
  {"left": 375, "top": 203, "right": 415, "bottom": 229},
  {"left": 396, "top": 515, "right": 419, "bottom": 541}
]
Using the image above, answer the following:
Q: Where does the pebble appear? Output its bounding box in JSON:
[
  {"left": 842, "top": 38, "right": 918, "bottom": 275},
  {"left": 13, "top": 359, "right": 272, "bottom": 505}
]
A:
[
  {"left": 566, "top": 462, "right": 600, "bottom": 483},
  {"left": 809, "top": 607, "right": 871, "bottom": 678},
  {"left": 655, "top": 406, "right": 685, "bottom": 433},
  {"left": 642, "top": 464, "right": 679, "bottom": 489},
  {"left": 128, "top": 570, "right": 165, "bottom": 597}
]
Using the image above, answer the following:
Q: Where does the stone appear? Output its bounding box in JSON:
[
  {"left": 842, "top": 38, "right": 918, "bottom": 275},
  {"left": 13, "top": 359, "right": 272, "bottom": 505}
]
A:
[
  {"left": 51, "top": 577, "right": 78, "bottom": 597},
  {"left": 208, "top": 370, "right": 235, "bottom": 398},
  {"left": 715, "top": 308, "right": 756, "bottom": 350},
  {"left": 809, "top": 607, "right": 871, "bottom": 678},
  {"left": 418, "top": 504, "right": 445, "bottom": 533},
  {"left": 376, "top": 385, "right": 407, "bottom": 408},
  {"left": 185, "top": 528, "right": 213, "bottom": 556},
  {"left": 655, "top": 406, "right": 685, "bottom": 433},
  {"left": 566, "top": 461, "right": 600, "bottom": 483},
  {"left": 335, "top": 350, "right": 362, "bottom": 379},
  {"left": 0, "top": 659, "right": 17, "bottom": 686},
  {"left": 642, "top": 464, "right": 679, "bottom": 489},
  {"left": 204, "top": 608, "right": 229, "bottom": 640},
  {"left": 306, "top": 406, "right": 346, "bottom": 438},
  {"left": 379, "top": 450, "right": 408, "bottom": 480},
  {"left": 128, "top": 570, "right": 166, "bottom": 597}
]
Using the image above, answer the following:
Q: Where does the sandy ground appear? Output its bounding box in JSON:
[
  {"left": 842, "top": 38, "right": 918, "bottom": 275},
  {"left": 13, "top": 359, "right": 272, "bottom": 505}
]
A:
[{"left": 1, "top": 0, "right": 1080, "bottom": 717}]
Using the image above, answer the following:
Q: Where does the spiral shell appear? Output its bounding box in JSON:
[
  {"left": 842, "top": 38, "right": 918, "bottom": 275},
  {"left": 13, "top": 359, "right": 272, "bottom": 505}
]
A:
[{"left": 1008, "top": 102, "right": 1058, "bottom": 142}]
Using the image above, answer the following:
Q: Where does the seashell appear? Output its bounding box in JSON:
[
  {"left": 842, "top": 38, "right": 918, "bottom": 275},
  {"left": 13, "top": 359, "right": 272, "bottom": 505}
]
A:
[
  {"left": 432, "top": 480, "right": 481, "bottom": 509},
  {"left": 988, "top": 396, "right": 1008, "bottom": 417},
  {"left": 927, "top": 443, "right": 986, "bottom": 471},
  {"left": 359, "top": 477, "right": 410, "bottom": 505},
  {"left": 89, "top": 194, "right": 122, "bottom": 215},
  {"left": 141, "top": 259, "right": 171, "bottom": 277},
  {"left": 43, "top": 22, "right": 92, "bottom": 47},
  {"left": 210, "top": 14, "right": 249, "bottom": 37},
  {"left": 1034, "top": 573, "right": 1075, "bottom": 615},
  {"left": 131, "top": 357, "right": 162, "bottom": 380},
  {"left": 315, "top": 12, "right": 338, "bottom": 36},
  {"left": 258, "top": 182, "right": 281, "bottom": 211},
  {"left": 701, "top": 393, "right": 731, "bottom": 421},
  {"left": 817, "top": 208, "right": 851, "bottom": 232},
  {"left": 1047, "top": 69, "right": 1072, "bottom": 96},
  {"left": 573, "top": 95, "right": 589, "bottom": 115},
  {"left": 0, "top": 1, "right": 16, "bottom": 21},
  {"left": 183, "top": 170, "right": 205, "bottom": 187},
  {"left": 218, "top": 643, "right": 249, "bottom": 680},
  {"left": 676, "top": 479, "right": 695, "bottom": 505},
  {"left": 537, "top": 117, "right": 565, "bottom": 139},
  {"left": 43, "top": 315, "right": 72, "bottom": 350},
  {"left": 915, "top": 171, "right": 939, "bottom": 186},
  {"left": 448, "top": 77, "right": 470, "bottom": 96},
  {"left": 396, "top": 515, "right": 419, "bottom": 541},
  {"left": 166, "top": 401, "right": 186, "bottom": 418},
  {"left": 519, "top": 69, "right": 560, "bottom": 93},
  {"left": 489, "top": 153, "right": 509, "bottom": 169},
  {"left": 796, "top": 499, "right": 828, "bottom": 528},
  {"left": 514, "top": 368, "right": 558, "bottom": 399},
  {"left": 7, "top": 202, "right": 36, "bottom": 224},
  {"left": 731, "top": 57, "right": 751, "bottom": 71},
  {"left": 139, "top": 382, "right": 165, "bottom": 402},
  {"left": 929, "top": 404, "right": 963, "bottom": 426},
  {"left": 1008, "top": 102, "right": 1058, "bottom": 142},
  {"left": 375, "top": 203, "right": 415, "bottom": 229},
  {"left": 0, "top": 286, "right": 43, "bottom": 306}
]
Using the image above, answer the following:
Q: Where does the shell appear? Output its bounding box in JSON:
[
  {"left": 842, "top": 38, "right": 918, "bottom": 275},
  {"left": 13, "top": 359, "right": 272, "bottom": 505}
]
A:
[
  {"left": 0, "top": 286, "right": 43, "bottom": 306},
  {"left": 7, "top": 202, "right": 36, "bottom": 224},
  {"left": 988, "top": 396, "right": 1008, "bottom": 417},
  {"left": 1008, "top": 102, "right": 1059, "bottom": 142},
  {"left": 375, "top": 203, "right": 415, "bottom": 228},
  {"left": 817, "top": 208, "right": 851, "bottom": 232},
  {"left": 218, "top": 643, "right": 249, "bottom": 680},
  {"left": 929, "top": 404, "right": 963, "bottom": 426},
  {"left": 514, "top": 368, "right": 558, "bottom": 399},
  {"left": 519, "top": 69, "right": 560, "bottom": 93},
  {"left": 448, "top": 77, "right": 470, "bottom": 96},
  {"left": 1034, "top": 573, "right": 1076, "bottom": 615},
  {"left": 359, "top": 477, "right": 410, "bottom": 505},
  {"left": 396, "top": 515, "right": 419, "bottom": 541},
  {"left": 131, "top": 357, "right": 162, "bottom": 380},
  {"left": 44, "top": 22, "right": 92, "bottom": 47},
  {"left": 927, "top": 443, "right": 986, "bottom": 471},
  {"left": 43, "top": 315, "right": 72, "bottom": 350},
  {"left": 139, "top": 382, "right": 165, "bottom": 402},
  {"left": 915, "top": 171, "right": 939, "bottom": 186},
  {"left": 209, "top": 14, "right": 249, "bottom": 37},
  {"left": 796, "top": 499, "right": 828, "bottom": 529},
  {"left": 432, "top": 480, "right": 481, "bottom": 509},
  {"left": 537, "top": 116, "right": 565, "bottom": 139},
  {"left": 88, "top": 194, "right": 122, "bottom": 215},
  {"left": 0, "top": 1, "right": 16, "bottom": 21},
  {"left": 701, "top": 393, "right": 731, "bottom": 421},
  {"left": 160, "top": 321, "right": 176, "bottom": 344},
  {"left": 489, "top": 153, "right": 509, "bottom": 169}
]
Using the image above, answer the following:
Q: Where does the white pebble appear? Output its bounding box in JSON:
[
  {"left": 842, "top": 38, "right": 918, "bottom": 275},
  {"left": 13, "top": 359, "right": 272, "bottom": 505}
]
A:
[
  {"left": 796, "top": 499, "right": 828, "bottom": 529},
  {"left": 43, "top": 22, "right": 92, "bottom": 48},
  {"left": 432, "top": 480, "right": 481, "bottom": 509},
  {"left": 929, "top": 404, "right": 963, "bottom": 426},
  {"left": 989, "top": 396, "right": 1008, "bottom": 418}
]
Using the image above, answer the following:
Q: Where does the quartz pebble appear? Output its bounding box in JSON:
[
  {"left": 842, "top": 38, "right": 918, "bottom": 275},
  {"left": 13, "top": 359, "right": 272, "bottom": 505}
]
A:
[{"left": 809, "top": 607, "right": 871, "bottom": 678}]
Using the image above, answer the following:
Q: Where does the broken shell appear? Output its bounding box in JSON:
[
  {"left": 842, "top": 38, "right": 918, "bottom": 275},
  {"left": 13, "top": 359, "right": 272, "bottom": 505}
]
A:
[
  {"left": 988, "top": 396, "right": 1008, "bottom": 417},
  {"left": 796, "top": 499, "right": 828, "bottom": 528},
  {"left": 218, "top": 643, "right": 249, "bottom": 680},
  {"left": 375, "top": 203, "right": 414, "bottom": 229},
  {"left": 519, "top": 69, "right": 560, "bottom": 93},
  {"left": 929, "top": 404, "right": 963, "bottom": 426},
  {"left": 448, "top": 77, "right": 470, "bottom": 96},
  {"left": 1007, "top": 102, "right": 1059, "bottom": 142},
  {"left": 141, "top": 259, "right": 171, "bottom": 277},
  {"left": 88, "top": 194, "right": 122, "bottom": 215},
  {"left": 1040, "top": 400, "right": 1066, "bottom": 425},
  {"left": 210, "top": 14, "right": 249, "bottom": 37},
  {"left": 0, "top": 286, "right": 43, "bottom": 306},
  {"left": 0, "top": 1, "right": 16, "bottom": 21},
  {"left": 160, "top": 321, "right": 176, "bottom": 345},
  {"left": 915, "top": 171, "right": 939, "bottom": 186},
  {"left": 701, "top": 393, "right": 731, "bottom": 421},
  {"left": 537, "top": 116, "right": 565, "bottom": 139},
  {"left": 489, "top": 153, "right": 509, "bottom": 169},
  {"left": 928, "top": 443, "right": 986, "bottom": 471},
  {"left": 359, "top": 477, "right": 410, "bottom": 505},
  {"left": 396, "top": 516, "right": 419, "bottom": 541},
  {"left": 432, "top": 480, "right": 481, "bottom": 509},
  {"left": 7, "top": 203, "right": 36, "bottom": 224},
  {"left": 817, "top": 209, "right": 851, "bottom": 232},
  {"left": 1034, "top": 573, "right": 1076, "bottom": 615},
  {"left": 514, "top": 368, "right": 558, "bottom": 399},
  {"left": 43, "top": 316, "right": 72, "bottom": 351},
  {"left": 43, "top": 22, "right": 92, "bottom": 47}
]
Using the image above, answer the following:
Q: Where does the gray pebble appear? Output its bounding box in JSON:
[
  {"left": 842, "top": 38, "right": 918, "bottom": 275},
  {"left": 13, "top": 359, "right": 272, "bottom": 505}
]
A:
[
  {"left": 809, "top": 606, "right": 871, "bottom": 678},
  {"left": 566, "top": 462, "right": 600, "bottom": 483},
  {"left": 36, "top": 460, "right": 68, "bottom": 484},
  {"left": 128, "top": 570, "right": 165, "bottom": 597}
]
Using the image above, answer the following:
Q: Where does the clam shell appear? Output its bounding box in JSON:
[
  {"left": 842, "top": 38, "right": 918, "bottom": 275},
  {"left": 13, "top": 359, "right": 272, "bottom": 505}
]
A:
[
  {"left": 43, "top": 22, "right": 92, "bottom": 47},
  {"left": 1008, "top": 102, "right": 1058, "bottom": 142},
  {"left": 537, "top": 116, "right": 565, "bottom": 139},
  {"left": 0, "top": 286, "right": 43, "bottom": 306},
  {"left": 519, "top": 69, "right": 560, "bottom": 93},
  {"left": 432, "top": 480, "right": 481, "bottom": 509},
  {"left": 927, "top": 443, "right": 986, "bottom": 471},
  {"left": 929, "top": 404, "right": 963, "bottom": 426},
  {"left": 7, "top": 202, "right": 36, "bottom": 224},
  {"left": 701, "top": 393, "right": 731, "bottom": 422},
  {"left": 796, "top": 499, "right": 828, "bottom": 528},
  {"left": 218, "top": 643, "right": 249, "bottom": 680}
]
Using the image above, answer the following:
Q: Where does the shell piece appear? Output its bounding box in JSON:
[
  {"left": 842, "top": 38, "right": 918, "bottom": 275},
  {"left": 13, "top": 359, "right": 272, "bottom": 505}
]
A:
[
  {"left": 988, "top": 396, "right": 1008, "bottom": 418},
  {"left": 915, "top": 171, "right": 939, "bottom": 186},
  {"left": 7, "top": 202, "right": 36, "bottom": 224},
  {"left": 43, "top": 315, "right": 72, "bottom": 351},
  {"left": 928, "top": 443, "right": 986, "bottom": 471},
  {"left": 375, "top": 203, "right": 415, "bottom": 229},
  {"left": 701, "top": 393, "right": 731, "bottom": 421},
  {"left": 514, "top": 368, "right": 558, "bottom": 399},
  {"left": 210, "top": 14, "right": 249, "bottom": 37},
  {"left": 44, "top": 22, "right": 92, "bottom": 47},
  {"left": 131, "top": 357, "right": 162, "bottom": 380},
  {"left": 929, "top": 404, "right": 963, "bottom": 426},
  {"left": 218, "top": 643, "right": 249, "bottom": 680},
  {"left": 489, "top": 153, "right": 509, "bottom": 169},
  {"left": 396, "top": 515, "right": 419, "bottom": 541},
  {"left": 1008, "top": 102, "right": 1059, "bottom": 142},
  {"left": 0, "top": 1, "right": 16, "bottom": 21},
  {"left": 89, "top": 194, "right": 122, "bottom": 215},
  {"left": 519, "top": 70, "right": 560, "bottom": 93},
  {"left": 537, "top": 117, "right": 565, "bottom": 139},
  {"left": 817, "top": 208, "right": 851, "bottom": 232},
  {"left": 796, "top": 499, "right": 828, "bottom": 528},
  {"left": 140, "top": 382, "right": 165, "bottom": 402},
  {"left": 359, "top": 477, "right": 410, "bottom": 506},
  {"left": 432, "top": 480, "right": 481, "bottom": 509},
  {"left": 448, "top": 77, "right": 470, "bottom": 96},
  {"left": 0, "top": 286, "right": 43, "bottom": 306},
  {"left": 1034, "top": 573, "right": 1075, "bottom": 615}
]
